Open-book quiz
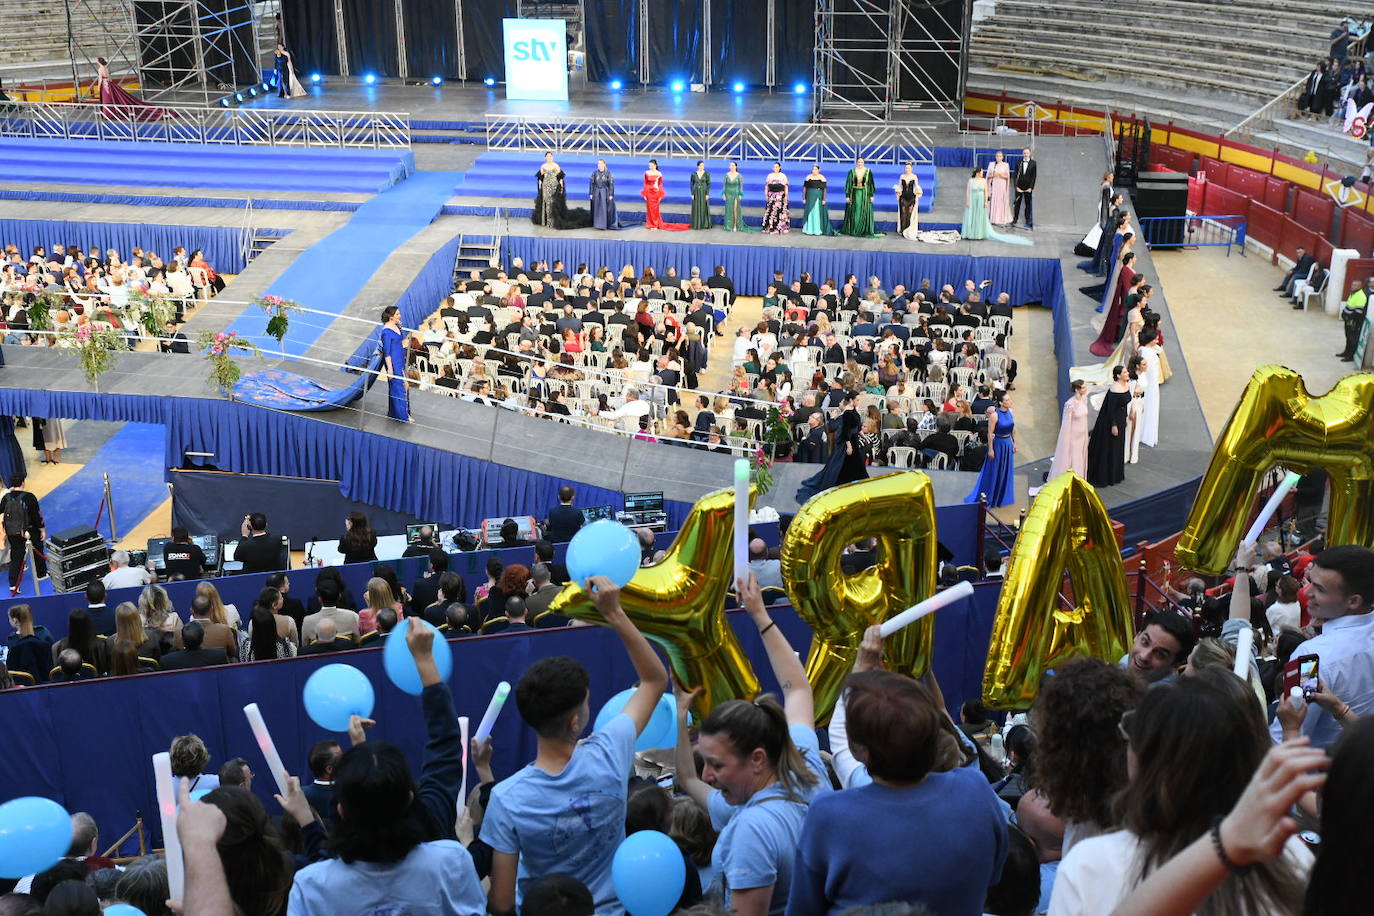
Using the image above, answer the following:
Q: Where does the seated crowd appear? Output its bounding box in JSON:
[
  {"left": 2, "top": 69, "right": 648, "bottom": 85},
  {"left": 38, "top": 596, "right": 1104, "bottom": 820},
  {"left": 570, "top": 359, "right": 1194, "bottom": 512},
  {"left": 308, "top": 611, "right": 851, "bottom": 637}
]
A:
[
  {"left": 0, "top": 241, "right": 224, "bottom": 349},
  {"left": 398, "top": 258, "right": 1018, "bottom": 469},
  {"left": 3, "top": 540, "right": 1370, "bottom": 916}
]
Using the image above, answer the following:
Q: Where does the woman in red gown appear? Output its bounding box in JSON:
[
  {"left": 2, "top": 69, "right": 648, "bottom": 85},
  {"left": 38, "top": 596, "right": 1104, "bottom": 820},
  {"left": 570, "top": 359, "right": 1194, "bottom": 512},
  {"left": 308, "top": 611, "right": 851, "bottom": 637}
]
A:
[
  {"left": 95, "top": 57, "right": 163, "bottom": 121},
  {"left": 641, "top": 160, "right": 689, "bottom": 231}
]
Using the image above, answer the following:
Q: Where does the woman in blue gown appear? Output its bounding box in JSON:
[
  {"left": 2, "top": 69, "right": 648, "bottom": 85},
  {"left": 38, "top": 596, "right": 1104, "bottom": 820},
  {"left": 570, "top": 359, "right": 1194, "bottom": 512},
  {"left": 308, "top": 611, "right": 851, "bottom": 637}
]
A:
[
  {"left": 796, "top": 393, "right": 867, "bottom": 504},
  {"left": 964, "top": 390, "right": 1016, "bottom": 507},
  {"left": 379, "top": 305, "right": 410, "bottom": 422},
  {"left": 589, "top": 158, "right": 619, "bottom": 230}
]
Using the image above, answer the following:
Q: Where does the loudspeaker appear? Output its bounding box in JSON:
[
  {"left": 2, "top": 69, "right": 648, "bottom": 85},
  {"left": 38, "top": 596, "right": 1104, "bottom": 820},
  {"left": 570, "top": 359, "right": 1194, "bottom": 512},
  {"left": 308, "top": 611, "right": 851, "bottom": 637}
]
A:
[{"left": 1134, "top": 172, "right": 1189, "bottom": 246}]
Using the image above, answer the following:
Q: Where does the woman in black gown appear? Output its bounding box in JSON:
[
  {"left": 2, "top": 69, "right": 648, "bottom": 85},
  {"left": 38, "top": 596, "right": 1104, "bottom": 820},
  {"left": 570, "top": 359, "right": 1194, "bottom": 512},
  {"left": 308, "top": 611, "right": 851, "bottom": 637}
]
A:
[
  {"left": 532, "top": 152, "right": 591, "bottom": 229},
  {"left": 1086, "top": 365, "right": 1131, "bottom": 486},
  {"left": 796, "top": 391, "right": 866, "bottom": 503}
]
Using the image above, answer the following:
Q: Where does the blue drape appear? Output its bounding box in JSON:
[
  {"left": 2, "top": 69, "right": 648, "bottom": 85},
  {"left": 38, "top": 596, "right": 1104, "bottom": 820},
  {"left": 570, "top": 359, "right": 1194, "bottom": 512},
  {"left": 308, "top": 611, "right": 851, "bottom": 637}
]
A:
[
  {"left": 347, "top": 232, "right": 462, "bottom": 366},
  {"left": 0, "top": 580, "right": 1002, "bottom": 855},
  {"left": 502, "top": 234, "right": 1065, "bottom": 305},
  {"left": 0, "top": 219, "right": 251, "bottom": 274},
  {"left": 0, "top": 416, "right": 25, "bottom": 484}
]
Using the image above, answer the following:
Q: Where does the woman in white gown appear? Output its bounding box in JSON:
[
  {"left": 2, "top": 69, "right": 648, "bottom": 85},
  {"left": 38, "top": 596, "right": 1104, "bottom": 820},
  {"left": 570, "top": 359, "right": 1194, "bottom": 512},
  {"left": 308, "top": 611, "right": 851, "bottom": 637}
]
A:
[
  {"left": 1070, "top": 299, "right": 1144, "bottom": 385},
  {"left": 895, "top": 164, "right": 923, "bottom": 240},
  {"left": 1125, "top": 355, "right": 1147, "bottom": 464},
  {"left": 1137, "top": 329, "right": 1162, "bottom": 448}
]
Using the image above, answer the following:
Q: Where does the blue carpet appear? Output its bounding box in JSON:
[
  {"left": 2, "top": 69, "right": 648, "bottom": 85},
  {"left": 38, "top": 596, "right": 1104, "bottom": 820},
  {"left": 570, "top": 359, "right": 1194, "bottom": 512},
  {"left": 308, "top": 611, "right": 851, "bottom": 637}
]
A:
[
  {"left": 225, "top": 170, "right": 462, "bottom": 356},
  {"left": 460, "top": 153, "right": 938, "bottom": 212},
  {"left": 0, "top": 138, "right": 414, "bottom": 194},
  {"left": 15, "top": 423, "right": 168, "bottom": 598}
]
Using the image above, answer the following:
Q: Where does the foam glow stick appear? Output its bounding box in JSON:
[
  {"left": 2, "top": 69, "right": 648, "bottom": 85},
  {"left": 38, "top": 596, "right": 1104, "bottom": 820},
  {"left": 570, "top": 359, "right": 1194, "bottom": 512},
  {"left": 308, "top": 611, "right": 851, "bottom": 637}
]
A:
[
  {"left": 1290, "top": 686, "right": 1304, "bottom": 703},
  {"left": 1243, "top": 471, "right": 1302, "bottom": 546},
  {"left": 243, "top": 703, "right": 290, "bottom": 798},
  {"left": 457, "top": 715, "right": 470, "bottom": 814},
  {"left": 152, "top": 752, "right": 185, "bottom": 902},
  {"left": 880, "top": 581, "right": 975, "bottom": 638},
  {"left": 1233, "top": 626, "right": 1254, "bottom": 680},
  {"left": 734, "top": 459, "right": 750, "bottom": 588},
  {"left": 474, "top": 681, "right": 511, "bottom": 743}
]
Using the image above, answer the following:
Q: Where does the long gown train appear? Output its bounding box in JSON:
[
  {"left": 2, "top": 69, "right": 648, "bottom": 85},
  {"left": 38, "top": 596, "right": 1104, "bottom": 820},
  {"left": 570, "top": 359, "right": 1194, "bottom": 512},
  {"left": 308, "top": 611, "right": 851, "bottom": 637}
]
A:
[{"left": 962, "top": 185, "right": 1032, "bottom": 246}]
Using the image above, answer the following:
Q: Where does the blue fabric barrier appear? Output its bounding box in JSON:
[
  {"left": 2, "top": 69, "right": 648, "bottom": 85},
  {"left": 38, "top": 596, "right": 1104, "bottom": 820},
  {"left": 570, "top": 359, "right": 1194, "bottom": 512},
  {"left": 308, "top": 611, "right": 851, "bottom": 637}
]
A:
[
  {"left": 502, "top": 234, "right": 1066, "bottom": 305},
  {"left": 0, "top": 579, "right": 1002, "bottom": 855},
  {"left": 0, "top": 218, "right": 253, "bottom": 274}
]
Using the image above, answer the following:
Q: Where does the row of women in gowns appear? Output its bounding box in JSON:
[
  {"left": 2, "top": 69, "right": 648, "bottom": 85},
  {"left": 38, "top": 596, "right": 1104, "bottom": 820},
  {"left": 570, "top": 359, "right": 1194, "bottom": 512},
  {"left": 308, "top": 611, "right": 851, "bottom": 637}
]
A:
[{"left": 531, "top": 155, "right": 894, "bottom": 237}]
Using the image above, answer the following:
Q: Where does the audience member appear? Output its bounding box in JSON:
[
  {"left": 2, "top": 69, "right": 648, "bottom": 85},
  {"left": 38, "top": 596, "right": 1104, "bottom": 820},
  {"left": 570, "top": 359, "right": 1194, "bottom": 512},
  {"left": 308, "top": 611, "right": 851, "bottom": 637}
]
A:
[
  {"left": 101, "top": 550, "right": 151, "bottom": 590},
  {"left": 303, "top": 579, "right": 361, "bottom": 641},
  {"left": 746, "top": 538, "right": 784, "bottom": 589},
  {"left": 235, "top": 512, "right": 285, "bottom": 574},
  {"left": 160, "top": 621, "right": 229, "bottom": 669},
  {"left": 161, "top": 527, "right": 207, "bottom": 580},
  {"left": 544, "top": 485, "right": 585, "bottom": 543}
]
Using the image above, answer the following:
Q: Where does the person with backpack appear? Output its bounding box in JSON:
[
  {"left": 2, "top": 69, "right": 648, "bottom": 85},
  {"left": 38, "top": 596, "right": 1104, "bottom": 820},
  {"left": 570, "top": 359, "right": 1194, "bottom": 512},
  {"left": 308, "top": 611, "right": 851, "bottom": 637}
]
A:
[{"left": 0, "top": 473, "right": 45, "bottom": 596}]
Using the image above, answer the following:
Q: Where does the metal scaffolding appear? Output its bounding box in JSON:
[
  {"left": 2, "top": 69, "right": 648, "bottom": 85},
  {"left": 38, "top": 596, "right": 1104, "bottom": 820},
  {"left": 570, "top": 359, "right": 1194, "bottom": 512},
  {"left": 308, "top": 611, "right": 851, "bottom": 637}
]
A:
[{"left": 813, "top": 0, "right": 970, "bottom": 122}]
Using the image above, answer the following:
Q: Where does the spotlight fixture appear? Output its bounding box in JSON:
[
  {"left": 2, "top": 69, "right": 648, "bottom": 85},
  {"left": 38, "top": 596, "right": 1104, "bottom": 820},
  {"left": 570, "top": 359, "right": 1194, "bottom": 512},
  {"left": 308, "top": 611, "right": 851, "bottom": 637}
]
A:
[
  {"left": 793, "top": 82, "right": 807, "bottom": 94},
  {"left": 261, "top": 81, "right": 270, "bottom": 92},
  {"left": 731, "top": 81, "right": 745, "bottom": 93},
  {"left": 363, "top": 73, "right": 377, "bottom": 85},
  {"left": 248, "top": 86, "right": 258, "bottom": 97},
  {"left": 310, "top": 73, "right": 321, "bottom": 83},
  {"left": 234, "top": 92, "right": 245, "bottom": 102},
  {"left": 483, "top": 76, "right": 496, "bottom": 87},
  {"left": 219, "top": 96, "right": 231, "bottom": 107},
  {"left": 431, "top": 75, "right": 443, "bottom": 86},
  {"left": 609, "top": 79, "right": 623, "bottom": 90},
  {"left": 670, "top": 79, "right": 685, "bottom": 92}
]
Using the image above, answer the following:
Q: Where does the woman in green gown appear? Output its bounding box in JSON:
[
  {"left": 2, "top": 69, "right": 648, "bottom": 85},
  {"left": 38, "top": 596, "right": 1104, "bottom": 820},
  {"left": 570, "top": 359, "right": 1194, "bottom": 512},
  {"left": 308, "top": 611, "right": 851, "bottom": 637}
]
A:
[
  {"left": 840, "top": 156, "right": 883, "bottom": 238},
  {"left": 722, "top": 161, "right": 747, "bottom": 231},
  {"left": 801, "top": 164, "right": 835, "bottom": 236},
  {"left": 689, "top": 160, "right": 712, "bottom": 230}
]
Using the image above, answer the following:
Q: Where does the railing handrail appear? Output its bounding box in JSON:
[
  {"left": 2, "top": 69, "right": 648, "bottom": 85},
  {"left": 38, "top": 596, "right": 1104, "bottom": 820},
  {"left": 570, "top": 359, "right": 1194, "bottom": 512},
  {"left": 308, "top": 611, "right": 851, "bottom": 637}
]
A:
[
  {"left": 1223, "top": 74, "right": 1308, "bottom": 138},
  {"left": 481, "top": 113, "right": 951, "bottom": 130},
  {"left": 3, "top": 98, "right": 412, "bottom": 123}
]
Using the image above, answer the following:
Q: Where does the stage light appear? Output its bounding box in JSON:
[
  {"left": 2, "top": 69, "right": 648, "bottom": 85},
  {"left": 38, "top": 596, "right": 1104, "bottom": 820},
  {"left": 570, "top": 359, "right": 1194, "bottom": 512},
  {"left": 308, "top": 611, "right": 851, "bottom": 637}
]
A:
[
  {"left": 731, "top": 81, "right": 745, "bottom": 93},
  {"left": 219, "top": 96, "right": 231, "bottom": 107},
  {"left": 363, "top": 73, "right": 377, "bottom": 85},
  {"left": 310, "top": 73, "right": 321, "bottom": 83},
  {"left": 610, "top": 79, "right": 623, "bottom": 90},
  {"left": 431, "top": 75, "right": 443, "bottom": 86},
  {"left": 670, "top": 79, "right": 685, "bottom": 92},
  {"left": 483, "top": 76, "right": 496, "bottom": 87},
  {"left": 261, "top": 81, "right": 270, "bottom": 92},
  {"left": 248, "top": 86, "right": 258, "bottom": 97},
  {"left": 234, "top": 92, "right": 245, "bottom": 102},
  {"left": 793, "top": 82, "right": 807, "bottom": 94}
]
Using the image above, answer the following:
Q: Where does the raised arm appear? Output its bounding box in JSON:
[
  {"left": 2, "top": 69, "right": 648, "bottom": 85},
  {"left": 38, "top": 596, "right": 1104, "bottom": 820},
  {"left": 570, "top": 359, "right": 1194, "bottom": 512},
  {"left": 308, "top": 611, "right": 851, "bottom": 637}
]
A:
[
  {"left": 739, "top": 573, "right": 812, "bottom": 726},
  {"left": 829, "top": 625, "right": 884, "bottom": 788},
  {"left": 673, "top": 680, "right": 711, "bottom": 809},
  {"left": 591, "top": 575, "right": 669, "bottom": 734}
]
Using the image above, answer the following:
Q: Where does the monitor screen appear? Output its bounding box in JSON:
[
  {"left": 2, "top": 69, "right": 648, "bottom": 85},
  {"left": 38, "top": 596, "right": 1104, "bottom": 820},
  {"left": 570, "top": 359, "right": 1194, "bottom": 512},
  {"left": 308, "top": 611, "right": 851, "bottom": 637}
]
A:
[
  {"left": 582, "top": 505, "right": 615, "bottom": 523},
  {"left": 407, "top": 523, "right": 440, "bottom": 546},
  {"left": 623, "top": 491, "right": 664, "bottom": 514}
]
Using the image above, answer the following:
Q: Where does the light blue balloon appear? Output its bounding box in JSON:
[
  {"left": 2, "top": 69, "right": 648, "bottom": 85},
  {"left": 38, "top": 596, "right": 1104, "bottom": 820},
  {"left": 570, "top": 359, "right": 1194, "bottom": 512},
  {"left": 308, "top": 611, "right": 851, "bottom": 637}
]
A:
[
  {"left": 303, "top": 663, "right": 376, "bottom": 731},
  {"left": 382, "top": 617, "right": 453, "bottom": 695},
  {"left": 566, "top": 520, "right": 641, "bottom": 588},
  {"left": 103, "top": 906, "right": 148, "bottom": 916},
  {"left": 0, "top": 796, "right": 71, "bottom": 879},
  {"left": 613, "top": 830, "right": 685, "bottom": 916},
  {"left": 595, "top": 689, "right": 677, "bottom": 751}
]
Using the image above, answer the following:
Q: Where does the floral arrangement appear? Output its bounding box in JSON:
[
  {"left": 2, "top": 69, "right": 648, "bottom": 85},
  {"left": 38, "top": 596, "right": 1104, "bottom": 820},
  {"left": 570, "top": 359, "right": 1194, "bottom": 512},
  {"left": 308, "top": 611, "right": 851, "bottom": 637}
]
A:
[
  {"left": 254, "top": 294, "right": 303, "bottom": 344},
  {"left": 25, "top": 292, "right": 58, "bottom": 334},
  {"left": 750, "top": 447, "right": 775, "bottom": 497},
  {"left": 72, "top": 324, "right": 127, "bottom": 385},
  {"left": 195, "top": 329, "right": 261, "bottom": 393},
  {"left": 127, "top": 287, "right": 178, "bottom": 338}
]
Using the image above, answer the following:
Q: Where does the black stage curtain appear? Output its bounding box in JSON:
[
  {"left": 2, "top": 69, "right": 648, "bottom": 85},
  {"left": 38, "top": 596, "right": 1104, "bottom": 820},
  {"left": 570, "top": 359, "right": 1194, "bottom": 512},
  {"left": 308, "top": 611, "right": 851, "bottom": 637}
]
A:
[
  {"left": 462, "top": 0, "right": 515, "bottom": 83},
  {"left": 280, "top": 0, "right": 339, "bottom": 77},
  {"left": 343, "top": 0, "right": 399, "bottom": 77},
  {"left": 775, "top": 0, "right": 815, "bottom": 89},
  {"left": 586, "top": 0, "right": 636, "bottom": 83},
  {"left": 705, "top": 0, "right": 812, "bottom": 88},
  {"left": 894, "top": 0, "right": 967, "bottom": 105},
  {"left": 133, "top": 0, "right": 258, "bottom": 87},
  {"left": 403, "top": 0, "right": 459, "bottom": 79}
]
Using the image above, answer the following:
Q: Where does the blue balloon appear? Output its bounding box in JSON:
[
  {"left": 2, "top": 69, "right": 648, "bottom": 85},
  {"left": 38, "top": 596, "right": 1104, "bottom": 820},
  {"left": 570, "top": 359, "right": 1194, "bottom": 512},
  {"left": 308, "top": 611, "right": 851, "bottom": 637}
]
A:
[
  {"left": 104, "top": 906, "right": 148, "bottom": 916},
  {"left": 303, "top": 663, "right": 375, "bottom": 731},
  {"left": 382, "top": 617, "right": 453, "bottom": 695},
  {"left": 566, "top": 520, "right": 642, "bottom": 588},
  {"left": 595, "top": 689, "right": 677, "bottom": 751},
  {"left": 613, "top": 830, "right": 685, "bottom": 916},
  {"left": 0, "top": 796, "right": 71, "bottom": 879}
]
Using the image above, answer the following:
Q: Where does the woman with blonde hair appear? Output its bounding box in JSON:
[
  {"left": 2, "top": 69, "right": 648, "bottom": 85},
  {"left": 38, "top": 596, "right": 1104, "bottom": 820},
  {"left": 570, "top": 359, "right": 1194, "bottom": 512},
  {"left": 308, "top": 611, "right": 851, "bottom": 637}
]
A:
[
  {"left": 115, "top": 602, "right": 161, "bottom": 659},
  {"left": 195, "top": 580, "right": 241, "bottom": 629},
  {"left": 358, "top": 577, "right": 399, "bottom": 635},
  {"left": 139, "top": 584, "right": 182, "bottom": 634}
]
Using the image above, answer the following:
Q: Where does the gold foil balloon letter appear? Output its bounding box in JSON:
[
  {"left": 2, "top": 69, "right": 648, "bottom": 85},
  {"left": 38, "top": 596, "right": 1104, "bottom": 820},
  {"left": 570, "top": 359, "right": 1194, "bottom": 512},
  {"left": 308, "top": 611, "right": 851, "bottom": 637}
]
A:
[
  {"left": 1175, "top": 368, "right": 1374, "bottom": 574},
  {"left": 982, "top": 472, "right": 1133, "bottom": 709},
  {"left": 547, "top": 486, "right": 759, "bottom": 713},
  {"left": 781, "top": 471, "right": 939, "bottom": 722}
]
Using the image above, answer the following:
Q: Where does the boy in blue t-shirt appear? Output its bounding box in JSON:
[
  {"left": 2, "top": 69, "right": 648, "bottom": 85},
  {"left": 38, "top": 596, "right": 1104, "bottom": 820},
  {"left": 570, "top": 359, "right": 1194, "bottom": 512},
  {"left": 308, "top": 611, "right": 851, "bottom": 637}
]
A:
[{"left": 481, "top": 576, "right": 669, "bottom": 916}]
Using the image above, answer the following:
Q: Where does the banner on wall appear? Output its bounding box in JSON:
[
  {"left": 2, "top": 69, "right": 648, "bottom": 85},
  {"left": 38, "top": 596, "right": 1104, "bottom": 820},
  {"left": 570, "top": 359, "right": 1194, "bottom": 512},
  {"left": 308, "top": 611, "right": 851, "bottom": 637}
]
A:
[{"left": 502, "top": 18, "right": 568, "bottom": 101}]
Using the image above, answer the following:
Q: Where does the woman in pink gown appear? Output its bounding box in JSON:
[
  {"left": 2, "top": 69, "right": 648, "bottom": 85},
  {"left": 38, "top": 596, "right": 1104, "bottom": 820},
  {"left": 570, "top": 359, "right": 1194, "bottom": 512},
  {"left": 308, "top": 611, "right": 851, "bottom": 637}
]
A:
[
  {"left": 987, "top": 150, "right": 1014, "bottom": 226},
  {"left": 95, "top": 57, "right": 163, "bottom": 121},
  {"left": 641, "top": 159, "right": 689, "bottom": 231},
  {"left": 1047, "top": 379, "right": 1091, "bottom": 480}
]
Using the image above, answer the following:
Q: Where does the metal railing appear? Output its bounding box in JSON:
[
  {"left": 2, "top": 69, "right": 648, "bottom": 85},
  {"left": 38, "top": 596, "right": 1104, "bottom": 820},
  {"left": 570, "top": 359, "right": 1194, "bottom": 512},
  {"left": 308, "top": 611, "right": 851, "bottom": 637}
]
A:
[
  {"left": 1225, "top": 75, "right": 1308, "bottom": 140},
  {"left": 0, "top": 100, "right": 412, "bottom": 149},
  {"left": 1138, "top": 214, "right": 1247, "bottom": 255},
  {"left": 484, "top": 115, "right": 941, "bottom": 164}
]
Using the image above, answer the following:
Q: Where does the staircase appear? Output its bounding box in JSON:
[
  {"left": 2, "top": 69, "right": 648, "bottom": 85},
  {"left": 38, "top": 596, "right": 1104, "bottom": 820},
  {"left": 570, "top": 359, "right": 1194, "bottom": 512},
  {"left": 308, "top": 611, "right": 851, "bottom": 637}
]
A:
[
  {"left": 453, "top": 233, "right": 503, "bottom": 285},
  {"left": 249, "top": 231, "right": 279, "bottom": 261}
]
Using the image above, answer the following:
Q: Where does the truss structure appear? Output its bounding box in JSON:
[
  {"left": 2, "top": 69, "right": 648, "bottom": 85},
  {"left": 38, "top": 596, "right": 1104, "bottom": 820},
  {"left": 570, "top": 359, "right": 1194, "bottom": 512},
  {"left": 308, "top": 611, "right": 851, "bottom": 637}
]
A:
[{"left": 813, "top": 0, "right": 970, "bottom": 123}]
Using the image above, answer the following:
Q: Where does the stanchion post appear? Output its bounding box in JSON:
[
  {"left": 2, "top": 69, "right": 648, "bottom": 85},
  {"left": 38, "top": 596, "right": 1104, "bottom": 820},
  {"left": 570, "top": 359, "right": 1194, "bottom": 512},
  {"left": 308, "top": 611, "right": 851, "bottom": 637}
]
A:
[
  {"left": 26, "top": 540, "right": 39, "bottom": 596},
  {"left": 103, "top": 472, "right": 119, "bottom": 542}
]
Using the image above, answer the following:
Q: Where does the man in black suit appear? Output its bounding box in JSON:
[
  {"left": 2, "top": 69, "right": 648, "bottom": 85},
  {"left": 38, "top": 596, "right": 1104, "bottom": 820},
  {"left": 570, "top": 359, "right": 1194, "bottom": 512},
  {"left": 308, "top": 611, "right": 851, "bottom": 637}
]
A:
[
  {"left": 159, "top": 622, "right": 228, "bottom": 669},
  {"left": 691, "top": 395, "right": 715, "bottom": 442},
  {"left": 921, "top": 417, "right": 962, "bottom": 468},
  {"left": 234, "top": 513, "right": 284, "bottom": 574},
  {"left": 300, "top": 618, "right": 348, "bottom": 654},
  {"left": 303, "top": 740, "right": 341, "bottom": 832},
  {"left": 409, "top": 548, "right": 449, "bottom": 615},
  {"left": 159, "top": 320, "right": 190, "bottom": 354},
  {"left": 1012, "top": 148, "right": 1037, "bottom": 229},
  {"left": 422, "top": 572, "right": 467, "bottom": 627},
  {"left": 266, "top": 572, "right": 306, "bottom": 638},
  {"left": 85, "top": 580, "right": 116, "bottom": 636},
  {"left": 501, "top": 596, "right": 531, "bottom": 633},
  {"left": 705, "top": 265, "right": 736, "bottom": 305},
  {"left": 798, "top": 412, "right": 829, "bottom": 463},
  {"left": 1276, "top": 247, "right": 1316, "bottom": 298},
  {"left": 533, "top": 540, "right": 570, "bottom": 584},
  {"left": 543, "top": 486, "right": 584, "bottom": 543},
  {"left": 791, "top": 392, "right": 822, "bottom": 429}
]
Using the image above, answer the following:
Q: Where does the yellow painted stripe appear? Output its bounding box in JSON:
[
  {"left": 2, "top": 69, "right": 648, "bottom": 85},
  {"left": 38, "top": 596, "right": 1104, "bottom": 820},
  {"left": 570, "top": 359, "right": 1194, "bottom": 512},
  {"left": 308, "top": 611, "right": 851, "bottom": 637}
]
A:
[
  {"left": 1220, "top": 147, "right": 1273, "bottom": 174},
  {"left": 1273, "top": 161, "right": 1321, "bottom": 189},
  {"left": 1167, "top": 132, "right": 1221, "bottom": 158}
]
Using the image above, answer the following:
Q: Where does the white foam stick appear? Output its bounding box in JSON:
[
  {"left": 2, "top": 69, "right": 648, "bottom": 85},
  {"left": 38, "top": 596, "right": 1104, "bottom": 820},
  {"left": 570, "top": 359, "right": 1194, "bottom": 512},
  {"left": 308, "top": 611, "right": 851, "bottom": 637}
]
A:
[
  {"left": 733, "top": 459, "right": 750, "bottom": 588},
  {"left": 1243, "top": 471, "right": 1302, "bottom": 546},
  {"left": 880, "top": 581, "right": 975, "bottom": 638},
  {"left": 152, "top": 752, "right": 185, "bottom": 903},
  {"left": 243, "top": 703, "right": 291, "bottom": 798},
  {"left": 1290, "top": 686, "right": 1304, "bottom": 703},
  {"left": 1233, "top": 626, "right": 1254, "bottom": 680},
  {"left": 474, "top": 681, "right": 511, "bottom": 743},
  {"left": 457, "top": 715, "right": 470, "bottom": 815}
]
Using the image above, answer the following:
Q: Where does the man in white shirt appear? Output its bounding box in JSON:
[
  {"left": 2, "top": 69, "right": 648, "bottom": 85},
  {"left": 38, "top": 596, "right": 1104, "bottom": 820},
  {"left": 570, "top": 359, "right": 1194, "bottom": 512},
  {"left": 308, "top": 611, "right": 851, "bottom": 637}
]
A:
[
  {"left": 102, "top": 549, "right": 151, "bottom": 589},
  {"left": 1270, "top": 545, "right": 1374, "bottom": 747},
  {"left": 747, "top": 538, "right": 784, "bottom": 589},
  {"left": 601, "top": 387, "right": 650, "bottom": 432},
  {"left": 303, "top": 579, "right": 361, "bottom": 641}
]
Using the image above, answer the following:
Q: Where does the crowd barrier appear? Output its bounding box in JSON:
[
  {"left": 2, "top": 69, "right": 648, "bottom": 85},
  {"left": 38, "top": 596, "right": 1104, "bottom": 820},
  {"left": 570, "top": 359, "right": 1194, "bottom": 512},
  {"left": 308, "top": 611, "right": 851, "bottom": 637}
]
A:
[{"left": 0, "top": 217, "right": 263, "bottom": 276}]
